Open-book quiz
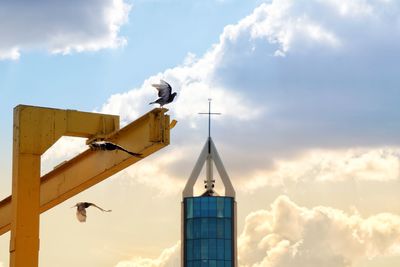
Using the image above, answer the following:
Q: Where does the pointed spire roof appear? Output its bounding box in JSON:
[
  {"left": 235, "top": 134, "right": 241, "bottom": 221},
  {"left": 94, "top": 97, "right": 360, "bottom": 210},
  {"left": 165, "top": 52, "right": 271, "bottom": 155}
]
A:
[{"left": 182, "top": 100, "right": 235, "bottom": 198}]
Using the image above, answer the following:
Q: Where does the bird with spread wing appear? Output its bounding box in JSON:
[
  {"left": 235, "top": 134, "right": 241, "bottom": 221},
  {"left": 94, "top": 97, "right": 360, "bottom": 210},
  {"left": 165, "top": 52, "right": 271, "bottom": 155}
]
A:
[
  {"left": 89, "top": 141, "right": 142, "bottom": 157},
  {"left": 72, "top": 202, "right": 112, "bottom": 222},
  {"left": 150, "top": 79, "right": 177, "bottom": 107}
]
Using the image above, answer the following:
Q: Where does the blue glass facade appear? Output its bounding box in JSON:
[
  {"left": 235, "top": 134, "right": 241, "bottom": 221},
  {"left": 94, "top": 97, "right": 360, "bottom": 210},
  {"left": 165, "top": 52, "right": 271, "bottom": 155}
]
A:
[{"left": 184, "top": 196, "right": 234, "bottom": 267}]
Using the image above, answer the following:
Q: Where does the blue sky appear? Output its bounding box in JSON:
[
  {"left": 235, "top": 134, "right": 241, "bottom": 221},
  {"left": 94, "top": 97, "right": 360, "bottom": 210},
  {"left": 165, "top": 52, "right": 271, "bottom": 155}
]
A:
[
  {"left": 0, "top": 0, "right": 259, "bottom": 110},
  {"left": 0, "top": 0, "right": 261, "bottom": 177},
  {"left": 2, "top": 1, "right": 400, "bottom": 267},
  {"left": 0, "top": 0, "right": 258, "bottom": 132}
]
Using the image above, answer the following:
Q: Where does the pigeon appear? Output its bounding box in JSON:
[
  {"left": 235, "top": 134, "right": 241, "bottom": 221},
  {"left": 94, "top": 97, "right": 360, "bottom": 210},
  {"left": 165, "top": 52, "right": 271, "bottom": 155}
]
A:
[
  {"left": 150, "top": 80, "right": 177, "bottom": 107},
  {"left": 72, "top": 202, "right": 112, "bottom": 222},
  {"left": 89, "top": 141, "right": 142, "bottom": 157}
]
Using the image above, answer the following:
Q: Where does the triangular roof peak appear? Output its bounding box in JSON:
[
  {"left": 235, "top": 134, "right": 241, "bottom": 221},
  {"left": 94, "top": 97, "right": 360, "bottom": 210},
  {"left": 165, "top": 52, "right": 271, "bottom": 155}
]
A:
[{"left": 182, "top": 137, "right": 235, "bottom": 198}]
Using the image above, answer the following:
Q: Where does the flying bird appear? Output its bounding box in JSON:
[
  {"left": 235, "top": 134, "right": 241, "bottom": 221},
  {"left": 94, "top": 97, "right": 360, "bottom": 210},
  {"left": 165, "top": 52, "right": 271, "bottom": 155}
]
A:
[
  {"left": 72, "top": 202, "right": 112, "bottom": 222},
  {"left": 150, "top": 79, "right": 177, "bottom": 107},
  {"left": 89, "top": 141, "right": 142, "bottom": 157}
]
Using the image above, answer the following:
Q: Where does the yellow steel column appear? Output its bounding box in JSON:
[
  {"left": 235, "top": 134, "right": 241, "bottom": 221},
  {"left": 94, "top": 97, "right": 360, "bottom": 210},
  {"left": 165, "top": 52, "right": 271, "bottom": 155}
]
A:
[
  {"left": 9, "top": 105, "right": 119, "bottom": 267},
  {"left": 10, "top": 106, "right": 41, "bottom": 267},
  {"left": 10, "top": 154, "right": 41, "bottom": 267}
]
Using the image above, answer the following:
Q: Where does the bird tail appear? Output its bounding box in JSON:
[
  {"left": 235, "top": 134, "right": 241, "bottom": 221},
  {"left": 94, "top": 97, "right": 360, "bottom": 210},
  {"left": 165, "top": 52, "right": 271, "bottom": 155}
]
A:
[
  {"left": 118, "top": 147, "right": 142, "bottom": 158},
  {"left": 126, "top": 151, "right": 143, "bottom": 158},
  {"left": 149, "top": 101, "right": 156, "bottom": 105}
]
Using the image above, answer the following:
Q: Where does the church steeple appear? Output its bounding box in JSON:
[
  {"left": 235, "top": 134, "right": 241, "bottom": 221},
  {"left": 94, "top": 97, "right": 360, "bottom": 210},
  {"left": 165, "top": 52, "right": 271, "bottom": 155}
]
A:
[
  {"left": 182, "top": 99, "right": 235, "bottom": 197},
  {"left": 181, "top": 100, "right": 238, "bottom": 267}
]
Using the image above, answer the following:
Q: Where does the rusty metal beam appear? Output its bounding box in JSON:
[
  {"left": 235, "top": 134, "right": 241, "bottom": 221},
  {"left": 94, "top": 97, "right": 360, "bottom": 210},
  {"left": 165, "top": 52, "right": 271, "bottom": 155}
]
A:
[{"left": 0, "top": 107, "right": 170, "bottom": 236}]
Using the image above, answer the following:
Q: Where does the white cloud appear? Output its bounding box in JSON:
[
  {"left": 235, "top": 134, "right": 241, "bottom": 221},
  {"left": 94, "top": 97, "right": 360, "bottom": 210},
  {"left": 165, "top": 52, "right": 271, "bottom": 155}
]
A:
[
  {"left": 98, "top": 0, "right": 400, "bottom": 164},
  {"left": 116, "top": 147, "right": 188, "bottom": 196},
  {"left": 41, "top": 136, "right": 87, "bottom": 176},
  {"left": 239, "top": 196, "right": 400, "bottom": 267},
  {"left": 40, "top": 0, "right": 400, "bottom": 196},
  {"left": 0, "top": 0, "right": 131, "bottom": 60},
  {"left": 242, "top": 0, "right": 342, "bottom": 55},
  {"left": 113, "top": 197, "right": 400, "bottom": 267},
  {"left": 115, "top": 242, "right": 180, "bottom": 267},
  {"left": 0, "top": 47, "right": 20, "bottom": 60},
  {"left": 240, "top": 148, "right": 400, "bottom": 192},
  {"left": 99, "top": 52, "right": 262, "bottom": 126},
  {"left": 209, "top": 0, "right": 400, "bottom": 149}
]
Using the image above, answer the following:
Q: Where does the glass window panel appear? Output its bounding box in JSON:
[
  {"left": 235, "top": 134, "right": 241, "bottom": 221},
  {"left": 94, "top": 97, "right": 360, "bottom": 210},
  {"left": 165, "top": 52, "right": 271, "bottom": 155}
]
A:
[
  {"left": 186, "top": 219, "right": 193, "bottom": 239},
  {"left": 217, "top": 260, "right": 224, "bottom": 267},
  {"left": 201, "top": 197, "right": 209, "bottom": 217},
  {"left": 201, "top": 239, "right": 209, "bottom": 259},
  {"left": 194, "top": 219, "right": 201, "bottom": 239},
  {"left": 210, "top": 260, "right": 217, "bottom": 267},
  {"left": 217, "top": 239, "right": 224, "bottom": 260},
  {"left": 194, "top": 260, "right": 201, "bottom": 267},
  {"left": 194, "top": 198, "right": 201, "bottom": 217},
  {"left": 224, "top": 240, "right": 232, "bottom": 260},
  {"left": 187, "top": 240, "right": 194, "bottom": 261},
  {"left": 225, "top": 261, "right": 232, "bottom": 267},
  {"left": 224, "top": 219, "right": 231, "bottom": 239},
  {"left": 201, "top": 218, "right": 209, "bottom": 238},
  {"left": 217, "top": 219, "right": 224, "bottom": 239},
  {"left": 186, "top": 198, "right": 193, "bottom": 218},
  {"left": 194, "top": 239, "right": 201, "bottom": 260},
  {"left": 217, "top": 198, "right": 224, "bottom": 218},
  {"left": 187, "top": 261, "right": 193, "bottom": 267},
  {"left": 209, "top": 239, "right": 217, "bottom": 259},
  {"left": 224, "top": 198, "right": 232, "bottom": 218},
  {"left": 209, "top": 218, "right": 217, "bottom": 238},
  {"left": 201, "top": 260, "right": 208, "bottom": 267},
  {"left": 209, "top": 197, "right": 217, "bottom": 217}
]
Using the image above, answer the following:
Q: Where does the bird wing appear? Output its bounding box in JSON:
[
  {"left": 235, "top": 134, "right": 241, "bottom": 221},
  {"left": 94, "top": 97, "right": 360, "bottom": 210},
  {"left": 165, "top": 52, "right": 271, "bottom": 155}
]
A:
[
  {"left": 104, "top": 142, "right": 118, "bottom": 151},
  {"left": 152, "top": 80, "right": 172, "bottom": 99},
  {"left": 76, "top": 208, "right": 86, "bottom": 222},
  {"left": 89, "top": 203, "right": 112, "bottom": 212}
]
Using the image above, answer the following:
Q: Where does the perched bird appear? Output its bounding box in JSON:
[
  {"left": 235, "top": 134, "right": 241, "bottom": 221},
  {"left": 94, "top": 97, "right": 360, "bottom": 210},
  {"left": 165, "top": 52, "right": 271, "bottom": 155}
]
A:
[
  {"left": 150, "top": 80, "right": 177, "bottom": 107},
  {"left": 89, "top": 141, "right": 142, "bottom": 157},
  {"left": 72, "top": 202, "right": 112, "bottom": 222}
]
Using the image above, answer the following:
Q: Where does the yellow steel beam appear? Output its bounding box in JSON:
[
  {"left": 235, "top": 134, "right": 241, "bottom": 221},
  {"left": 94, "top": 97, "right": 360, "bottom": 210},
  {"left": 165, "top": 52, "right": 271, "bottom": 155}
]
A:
[
  {"left": 4, "top": 105, "right": 170, "bottom": 267},
  {"left": 0, "top": 107, "right": 169, "bottom": 237},
  {"left": 8, "top": 105, "right": 120, "bottom": 267},
  {"left": 16, "top": 106, "right": 120, "bottom": 155}
]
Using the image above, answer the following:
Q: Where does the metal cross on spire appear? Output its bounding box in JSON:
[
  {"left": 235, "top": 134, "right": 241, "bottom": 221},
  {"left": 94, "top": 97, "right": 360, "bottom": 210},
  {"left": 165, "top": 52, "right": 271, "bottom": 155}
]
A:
[
  {"left": 198, "top": 98, "right": 221, "bottom": 139},
  {"left": 198, "top": 99, "right": 221, "bottom": 193}
]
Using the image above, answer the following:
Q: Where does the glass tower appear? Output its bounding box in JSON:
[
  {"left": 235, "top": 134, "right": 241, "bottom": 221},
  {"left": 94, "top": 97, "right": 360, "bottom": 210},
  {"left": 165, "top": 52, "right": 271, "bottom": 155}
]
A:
[{"left": 183, "top": 196, "right": 234, "bottom": 267}]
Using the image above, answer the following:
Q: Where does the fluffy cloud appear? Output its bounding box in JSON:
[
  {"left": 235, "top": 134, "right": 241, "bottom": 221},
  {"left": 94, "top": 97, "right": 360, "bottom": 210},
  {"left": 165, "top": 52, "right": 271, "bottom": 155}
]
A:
[
  {"left": 0, "top": 0, "right": 131, "bottom": 60},
  {"left": 99, "top": 57, "right": 262, "bottom": 126},
  {"left": 238, "top": 196, "right": 400, "bottom": 267},
  {"left": 115, "top": 242, "right": 180, "bottom": 267},
  {"left": 210, "top": 0, "right": 400, "bottom": 149},
  {"left": 241, "top": 148, "right": 400, "bottom": 192},
  {"left": 41, "top": 136, "right": 87, "bottom": 175},
  {"left": 115, "top": 146, "right": 189, "bottom": 196},
  {"left": 98, "top": 0, "right": 400, "bottom": 165},
  {"left": 114, "top": 196, "right": 400, "bottom": 267},
  {"left": 41, "top": 0, "right": 400, "bottom": 194}
]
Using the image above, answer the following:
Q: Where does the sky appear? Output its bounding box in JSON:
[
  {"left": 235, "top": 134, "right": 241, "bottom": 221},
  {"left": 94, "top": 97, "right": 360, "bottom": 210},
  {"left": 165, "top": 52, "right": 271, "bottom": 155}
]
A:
[{"left": 1, "top": 0, "right": 400, "bottom": 266}]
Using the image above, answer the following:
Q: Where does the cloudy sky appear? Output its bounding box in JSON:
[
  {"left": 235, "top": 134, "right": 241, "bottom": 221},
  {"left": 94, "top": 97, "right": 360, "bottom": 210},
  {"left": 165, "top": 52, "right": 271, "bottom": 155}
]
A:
[{"left": 1, "top": 0, "right": 400, "bottom": 266}]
